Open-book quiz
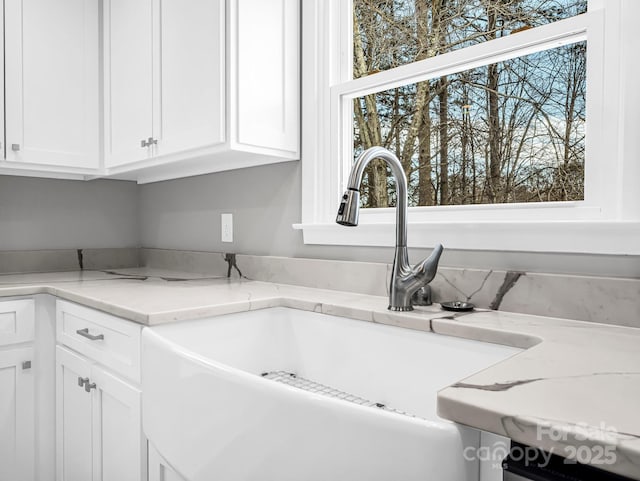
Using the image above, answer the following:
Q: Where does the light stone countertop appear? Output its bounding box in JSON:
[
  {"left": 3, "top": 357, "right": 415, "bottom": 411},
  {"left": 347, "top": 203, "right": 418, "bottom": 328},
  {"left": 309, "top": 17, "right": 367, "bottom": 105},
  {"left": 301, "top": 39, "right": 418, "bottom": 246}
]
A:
[{"left": 1, "top": 268, "right": 638, "bottom": 479}]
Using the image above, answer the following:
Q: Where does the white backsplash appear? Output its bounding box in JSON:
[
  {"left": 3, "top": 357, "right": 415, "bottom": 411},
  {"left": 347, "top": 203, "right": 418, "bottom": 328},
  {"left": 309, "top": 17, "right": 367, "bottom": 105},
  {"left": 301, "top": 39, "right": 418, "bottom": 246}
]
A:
[
  {"left": 0, "top": 247, "right": 637, "bottom": 328},
  {"left": 140, "top": 248, "right": 640, "bottom": 328},
  {"left": 0, "top": 248, "right": 140, "bottom": 274}
]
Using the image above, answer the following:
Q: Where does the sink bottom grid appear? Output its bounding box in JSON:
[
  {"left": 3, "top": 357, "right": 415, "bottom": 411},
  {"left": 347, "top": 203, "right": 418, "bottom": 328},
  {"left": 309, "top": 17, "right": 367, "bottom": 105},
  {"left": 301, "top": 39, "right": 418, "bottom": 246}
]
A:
[{"left": 260, "top": 370, "right": 421, "bottom": 419}]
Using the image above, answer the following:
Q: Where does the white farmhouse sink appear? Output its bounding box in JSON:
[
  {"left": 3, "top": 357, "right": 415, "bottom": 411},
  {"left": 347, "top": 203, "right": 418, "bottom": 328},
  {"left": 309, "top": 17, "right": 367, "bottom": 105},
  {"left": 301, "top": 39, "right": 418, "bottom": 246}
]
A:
[{"left": 142, "top": 307, "right": 521, "bottom": 481}]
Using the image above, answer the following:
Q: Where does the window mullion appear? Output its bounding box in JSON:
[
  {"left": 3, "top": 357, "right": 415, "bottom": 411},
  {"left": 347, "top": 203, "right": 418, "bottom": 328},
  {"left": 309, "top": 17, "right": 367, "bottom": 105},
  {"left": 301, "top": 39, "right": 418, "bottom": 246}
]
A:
[{"left": 336, "top": 13, "right": 591, "bottom": 99}]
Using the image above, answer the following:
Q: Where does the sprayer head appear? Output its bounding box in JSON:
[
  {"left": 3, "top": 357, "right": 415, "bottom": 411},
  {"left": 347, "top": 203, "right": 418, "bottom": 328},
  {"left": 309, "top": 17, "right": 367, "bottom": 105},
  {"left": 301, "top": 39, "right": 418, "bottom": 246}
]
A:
[{"left": 336, "top": 188, "right": 360, "bottom": 226}]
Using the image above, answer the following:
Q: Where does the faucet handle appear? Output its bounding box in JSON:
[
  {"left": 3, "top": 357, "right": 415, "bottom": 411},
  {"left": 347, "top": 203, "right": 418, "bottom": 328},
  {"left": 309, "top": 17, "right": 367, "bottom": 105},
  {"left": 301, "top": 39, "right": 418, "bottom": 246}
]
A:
[{"left": 412, "top": 243, "right": 443, "bottom": 286}]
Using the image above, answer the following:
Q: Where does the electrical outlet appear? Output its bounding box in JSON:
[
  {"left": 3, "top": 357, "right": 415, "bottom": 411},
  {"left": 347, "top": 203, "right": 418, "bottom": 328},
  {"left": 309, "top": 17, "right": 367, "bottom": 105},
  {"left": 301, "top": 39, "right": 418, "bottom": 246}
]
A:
[{"left": 221, "top": 213, "right": 233, "bottom": 242}]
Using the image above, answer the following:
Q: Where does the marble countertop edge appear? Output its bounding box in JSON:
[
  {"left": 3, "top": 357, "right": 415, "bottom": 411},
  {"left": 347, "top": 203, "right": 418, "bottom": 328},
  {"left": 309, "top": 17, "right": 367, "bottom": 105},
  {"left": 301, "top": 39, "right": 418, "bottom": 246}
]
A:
[{"left": 436, "top": 394, "right": 640, "bottom": 479}]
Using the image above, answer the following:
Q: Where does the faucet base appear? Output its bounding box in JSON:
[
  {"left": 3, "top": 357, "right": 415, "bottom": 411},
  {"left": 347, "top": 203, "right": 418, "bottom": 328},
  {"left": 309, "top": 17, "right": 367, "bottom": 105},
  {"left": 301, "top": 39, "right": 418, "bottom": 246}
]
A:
[{"left": 388, "top": 305, "right": 414, "bottom": 312}]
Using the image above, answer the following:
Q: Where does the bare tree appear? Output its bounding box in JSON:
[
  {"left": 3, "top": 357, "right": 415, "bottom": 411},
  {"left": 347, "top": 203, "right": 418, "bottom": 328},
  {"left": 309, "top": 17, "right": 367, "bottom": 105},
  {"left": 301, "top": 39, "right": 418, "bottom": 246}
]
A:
[{"left": 353, "top": 0, "right": 587, "bottom": 207}]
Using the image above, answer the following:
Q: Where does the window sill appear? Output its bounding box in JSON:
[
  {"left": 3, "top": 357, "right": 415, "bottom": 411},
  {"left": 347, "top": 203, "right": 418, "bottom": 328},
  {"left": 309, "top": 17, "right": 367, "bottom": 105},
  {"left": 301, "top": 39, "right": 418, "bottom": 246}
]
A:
[{"left": 292, "top": 220, "right": 640, "bottom": 255}]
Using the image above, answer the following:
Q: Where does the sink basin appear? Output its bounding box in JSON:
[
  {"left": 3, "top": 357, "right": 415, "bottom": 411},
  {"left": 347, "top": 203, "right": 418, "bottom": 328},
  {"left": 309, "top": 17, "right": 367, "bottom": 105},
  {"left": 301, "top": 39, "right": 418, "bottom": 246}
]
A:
[{"left": 142, "top": 307, "right": 521, "bottom": 481}]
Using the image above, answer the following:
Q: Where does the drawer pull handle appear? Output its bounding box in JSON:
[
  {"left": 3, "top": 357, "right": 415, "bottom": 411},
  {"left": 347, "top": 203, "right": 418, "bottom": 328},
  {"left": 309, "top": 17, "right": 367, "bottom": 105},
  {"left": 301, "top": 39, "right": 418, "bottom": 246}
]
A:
[{"left": 76, "top": 328, "right": 104, "bottom": 341}]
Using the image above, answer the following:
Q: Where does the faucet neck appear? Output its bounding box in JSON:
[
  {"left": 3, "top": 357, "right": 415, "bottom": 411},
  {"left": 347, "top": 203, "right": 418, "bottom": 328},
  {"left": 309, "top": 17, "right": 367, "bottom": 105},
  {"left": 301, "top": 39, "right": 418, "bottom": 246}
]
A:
[
  {"left": 392, "top": 245, "right": 410, "bottom": 276},
  {"left": 389, "top": 246, "right": 411, "bottom": 311},
  {"left": 346, "top": 147, "right": 408, "bottom": 248}
]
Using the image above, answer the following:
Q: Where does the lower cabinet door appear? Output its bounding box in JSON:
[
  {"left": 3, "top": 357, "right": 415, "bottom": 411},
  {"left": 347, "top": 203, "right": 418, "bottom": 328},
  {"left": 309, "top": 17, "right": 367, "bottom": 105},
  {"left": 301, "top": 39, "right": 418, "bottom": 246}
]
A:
[
  {"left": 56, "top": 346, "right": 93, "bottom": 481},
  {"left": 0, "top": 347, "right": 34, "bottom": 481},
  {"left": 91, "top": 365, "right": 146, "bottom": 481},
  {"left": 56, "top": 345, "right": 146, "bottom": 481},
  {"left": 148, "top": 444, "right": 187, "bottom": 481}
]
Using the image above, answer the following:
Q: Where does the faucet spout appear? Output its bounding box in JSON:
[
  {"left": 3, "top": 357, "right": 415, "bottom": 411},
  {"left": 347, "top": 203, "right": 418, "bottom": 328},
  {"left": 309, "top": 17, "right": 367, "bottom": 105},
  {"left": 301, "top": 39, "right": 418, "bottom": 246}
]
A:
[{"left": 336, "top": 146, "right": 444, "bottom": 311}]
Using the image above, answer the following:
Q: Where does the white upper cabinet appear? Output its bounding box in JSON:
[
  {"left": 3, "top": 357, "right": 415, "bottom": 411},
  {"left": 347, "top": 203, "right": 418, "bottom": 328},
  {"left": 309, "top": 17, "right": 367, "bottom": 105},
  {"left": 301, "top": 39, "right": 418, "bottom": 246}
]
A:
[
  {"left": 104, "top": 0, "right": 300, "bottom": 183},
  {"left": 103, "top": 0, "right": 154, "bottom": 168},
  {"left": 0, "top": 0, "right": 299, "bottom": 181},
  {"left": 105, "top": 0, "right": 225, "bottom": 167},
  {"left": 233, "top": 0, "right": 299, "bottom": 155},
  {"left": 0, "top": 7, "right": 4, "bottom": 161},
  {"left": 4, "top": 0, "right": 100, "bottom": 171},
  {"left": 153, "top": 0, "right": 226, "bottom": 159}
]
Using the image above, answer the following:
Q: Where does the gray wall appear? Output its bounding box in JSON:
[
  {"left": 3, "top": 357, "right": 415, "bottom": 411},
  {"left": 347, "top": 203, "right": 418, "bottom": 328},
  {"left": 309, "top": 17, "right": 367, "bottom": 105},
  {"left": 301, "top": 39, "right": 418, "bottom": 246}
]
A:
[
  {"left": 2, "top": 166, "right": 637, "bottom": 278},
  {"left": 138, "top": 162, "right": 640, "bottom": 278},
  {"left": 0, "top": 176, "right": 139, "bottom": 250}
]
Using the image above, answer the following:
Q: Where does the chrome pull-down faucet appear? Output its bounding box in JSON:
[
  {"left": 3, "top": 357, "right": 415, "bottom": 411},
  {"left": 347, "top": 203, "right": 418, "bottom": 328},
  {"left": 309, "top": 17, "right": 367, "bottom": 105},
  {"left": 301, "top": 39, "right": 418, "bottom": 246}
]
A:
[{"left": 336, "top": 146, "right": 443, "bottom": 311}]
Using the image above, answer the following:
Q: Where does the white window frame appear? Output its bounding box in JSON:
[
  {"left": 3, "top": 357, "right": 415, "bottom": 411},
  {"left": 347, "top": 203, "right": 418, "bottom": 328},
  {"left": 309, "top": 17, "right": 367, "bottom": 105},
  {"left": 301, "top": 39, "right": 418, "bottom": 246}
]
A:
[{"left": 295, "top": 0, "right": 640, "bottom": 255}]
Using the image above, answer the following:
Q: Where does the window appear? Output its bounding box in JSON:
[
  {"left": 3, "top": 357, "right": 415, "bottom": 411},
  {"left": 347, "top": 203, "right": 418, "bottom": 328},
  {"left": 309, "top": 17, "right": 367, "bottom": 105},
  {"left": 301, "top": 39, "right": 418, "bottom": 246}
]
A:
[
  {"left": 296, "top": 0, "right": 640, "bottom": 255},
  {"left": 354, "top": 42, "right": 587, "bottom": 208}
]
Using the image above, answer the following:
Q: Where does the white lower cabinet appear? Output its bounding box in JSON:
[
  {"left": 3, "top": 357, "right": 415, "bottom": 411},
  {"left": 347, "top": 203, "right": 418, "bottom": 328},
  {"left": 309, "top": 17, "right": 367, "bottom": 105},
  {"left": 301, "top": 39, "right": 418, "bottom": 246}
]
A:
[
  {"left": 0, "top": 347, "right": 35, "bottom": 481},
  {"left": 148, "top": 444, "right": 186, "bottom": 481},
  {"left": 56, "top": 347, "right": 92, "bottom": 481},
  {"left": 91, "top": 365, "right": 144, "bottom": 481},
  {"left": 0, "top": 298, "right": 35, "bottom": 481},
  {"left": 56, "top": 346, "right": 146, "bottom": 481},
  {"left": 56, "top": 299, "right": 146, "bottom": 481}
]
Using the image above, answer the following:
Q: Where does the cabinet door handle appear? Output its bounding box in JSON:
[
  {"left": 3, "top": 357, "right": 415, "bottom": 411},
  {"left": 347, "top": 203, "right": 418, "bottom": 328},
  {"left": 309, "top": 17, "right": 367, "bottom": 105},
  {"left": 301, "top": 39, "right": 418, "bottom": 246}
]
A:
[
  {"left": 76, "top": 328, "right": 104, "bottom": 341},
  {"left": 85, "top": 382, "right": 96, "bottom": 393},
  {"left": 147, "top": 137, "right": 158, "bottom": 145},
  {"left": 78, "top": 377, "right": 89, "bottom": 387},
  {"left": 11, "top": 144, "right": 20, "bottom": 151},
  {"left": 141, "top": 139, "right": 149, "bottom": 148}
]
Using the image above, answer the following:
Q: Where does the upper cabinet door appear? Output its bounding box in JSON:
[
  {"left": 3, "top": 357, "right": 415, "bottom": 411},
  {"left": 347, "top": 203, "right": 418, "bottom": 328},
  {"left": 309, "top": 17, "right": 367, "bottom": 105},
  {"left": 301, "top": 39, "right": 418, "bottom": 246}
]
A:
[
  {"left": 0, "top": 6, "right": 4, "bottom": 161},
  {"left": 104, "top": 0, "right": 154, "bottom": 168},
  {"left": 4, "top": 0, "right": 100, "bottom": 169},
  {"left": 154, "top": 0, "right": 225, "bottom": 157},
  {"left": 232, "top": 0, "right": 300, "bottom": 155}
]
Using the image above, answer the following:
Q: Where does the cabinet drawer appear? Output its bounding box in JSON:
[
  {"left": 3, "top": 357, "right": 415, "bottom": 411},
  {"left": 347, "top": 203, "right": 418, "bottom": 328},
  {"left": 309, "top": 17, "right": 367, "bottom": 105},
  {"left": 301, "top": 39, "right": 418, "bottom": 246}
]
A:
[
  {"left": 0, "top": 299, "right": 35, "bottom": 346},
  {"left": 56, "top": 300, "right": 141, "bottom": 382}
]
